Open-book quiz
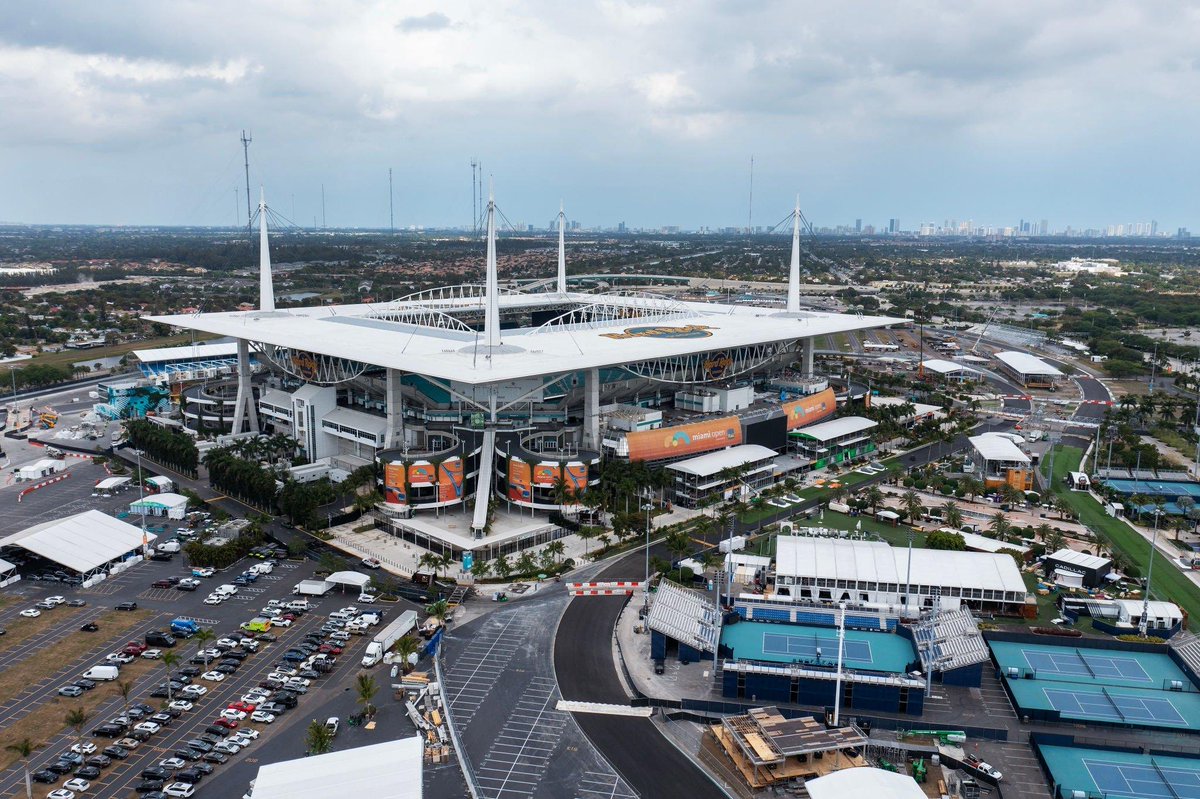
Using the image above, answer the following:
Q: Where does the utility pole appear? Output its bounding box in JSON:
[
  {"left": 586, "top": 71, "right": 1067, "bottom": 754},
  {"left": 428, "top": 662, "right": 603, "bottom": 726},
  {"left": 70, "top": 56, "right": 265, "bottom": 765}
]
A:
[
  {"left": 388, "top": 168, "right": 394, "bottom": 234},
  {"left": 1140, "top": 508, "right": 1161, "bottom": 637},
  {"left": 321, "top": 184, "right": 326, "bottom": 229},
  {"left": 240, "top": 130, "right": 253, "bottom": 231}
]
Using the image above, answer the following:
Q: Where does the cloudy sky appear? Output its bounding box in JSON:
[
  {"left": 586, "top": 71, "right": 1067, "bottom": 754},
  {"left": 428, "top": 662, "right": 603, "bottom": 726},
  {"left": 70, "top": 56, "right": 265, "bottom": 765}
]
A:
[{"left": 0, "top": 1, "right": 1197, "bottom": 231}]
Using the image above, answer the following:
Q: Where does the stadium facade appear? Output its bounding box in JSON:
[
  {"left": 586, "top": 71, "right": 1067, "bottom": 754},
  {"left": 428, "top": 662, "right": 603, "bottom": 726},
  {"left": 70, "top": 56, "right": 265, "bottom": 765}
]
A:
[{"left": 144, "top": 190, "right": 903, "bottom": 554}]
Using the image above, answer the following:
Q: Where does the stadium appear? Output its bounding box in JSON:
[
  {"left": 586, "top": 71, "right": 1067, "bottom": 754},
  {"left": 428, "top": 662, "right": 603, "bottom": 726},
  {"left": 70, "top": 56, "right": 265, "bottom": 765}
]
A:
[{"left": 143, "top": 190, "right": 903, "bottom": 556}]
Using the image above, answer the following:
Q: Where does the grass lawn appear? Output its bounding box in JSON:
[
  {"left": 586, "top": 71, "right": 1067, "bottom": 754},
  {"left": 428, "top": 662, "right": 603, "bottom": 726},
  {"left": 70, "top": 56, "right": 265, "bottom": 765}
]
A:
[
  {"left": 804, "top": 510, "right": 928, "bottom": 547},
  {"left": 16, "top": 332, "right": 215, "bottom": 374},
  {"left": 1042, "top": 445, "right": 1200, "bottom": 623},
  {"left": 0, "top": 606, "right": 88, "bottom": 656}
]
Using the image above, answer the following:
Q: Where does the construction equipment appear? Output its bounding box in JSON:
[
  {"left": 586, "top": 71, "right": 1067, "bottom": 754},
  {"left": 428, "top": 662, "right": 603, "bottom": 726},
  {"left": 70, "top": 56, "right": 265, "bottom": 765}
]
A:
[
  {"left": 912, "top": 757, "right": 927, "bottom": 783},
  {"left": 898, "top": 729, "right": 967, "bottom": 745}
]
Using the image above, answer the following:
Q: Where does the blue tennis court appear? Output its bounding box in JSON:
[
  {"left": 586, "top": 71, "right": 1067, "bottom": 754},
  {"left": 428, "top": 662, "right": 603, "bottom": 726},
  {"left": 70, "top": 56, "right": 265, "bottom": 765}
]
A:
[
  {"left": 1039, "top": 744, "right": 1200, "bottom": 799},
  {"left": 762, "top": 632, "right": 872, "bottom": 661},
  {"left": 1024, "top": 648, "right": 1151, "bottom": 683},
  {"left": 721, "top": 620, "right": 916, "bottom": 673},
  {"left": 1043, "top": 687, "right": 1186, "bottom": 725}
]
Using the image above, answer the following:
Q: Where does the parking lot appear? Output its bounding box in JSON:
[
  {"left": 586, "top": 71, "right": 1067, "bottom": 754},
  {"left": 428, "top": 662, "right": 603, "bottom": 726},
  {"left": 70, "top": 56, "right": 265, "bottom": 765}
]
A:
[{"left": 0, "top": 539, "right": 415, "bottom": 799}]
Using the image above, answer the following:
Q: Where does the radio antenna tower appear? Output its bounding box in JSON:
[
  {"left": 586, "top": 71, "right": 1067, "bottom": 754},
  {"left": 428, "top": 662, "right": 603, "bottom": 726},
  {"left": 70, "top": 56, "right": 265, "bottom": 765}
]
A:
[
  {"left": 240, "top": 130, "right": 253, "bottom": 232},
  {"left": 321, "top": 184, "right": 326, "bottom": 229},
  {"left": 470, "top": 158, "right": 478, "bottom": 235},
  {"left": 388, "top": 168, "right": 394, "bottom": 234},
  {"left": 746, "top": 155, "right": 755, "bottom": 235}
]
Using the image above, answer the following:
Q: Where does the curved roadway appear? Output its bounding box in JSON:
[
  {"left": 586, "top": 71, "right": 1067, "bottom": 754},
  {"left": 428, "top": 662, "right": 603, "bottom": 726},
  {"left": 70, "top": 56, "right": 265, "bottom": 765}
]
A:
[{"left": 555, "top": 546, "right": 728, "bottom": 799}]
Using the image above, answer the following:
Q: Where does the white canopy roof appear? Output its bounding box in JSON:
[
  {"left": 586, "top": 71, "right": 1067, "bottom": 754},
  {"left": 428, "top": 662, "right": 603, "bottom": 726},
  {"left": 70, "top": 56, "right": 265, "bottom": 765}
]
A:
[
  {"left": 1048, "top": 548, "right": 1110, "bottom": 570},
  {"left": 806, "top": 767, "right": 926, "bottom": 799},
  {"left": 921, "top": 358, "right": 979, "bottom": 375},
  {"left": 969, "top": 433, "right": 1031, "bottom": 464},
  {"left": 326, "top": 570, "right": 371, "bottom": 588},
  {"left": 145, "top": 475, "right": 173, "bottom": 487},
  {"left": 130, "top": 492, "right": 189, "bottom": 509},
  {"left": 995, "top": 350, "right": 1064, "bottom": 377},
  {"left": 134, "top": 341, "right": 239, "bottom": 363},
  {"left": 250, "top": 737, "right": 422, "bottom": 799},
  {"left": 0, "top": 510, "right": 155, "bottom": 573},
  {"left": 775, "top": 537, "right": 1027, "bottom": 597},
  {"left": 790, "top": 416, "right": 877, "bottom": 442},
  {"left": 666, "top": 444, "right": 778, "bottom": 478},
  {"left": 95, "top": 476, "right": 132, "bottom": 490}
]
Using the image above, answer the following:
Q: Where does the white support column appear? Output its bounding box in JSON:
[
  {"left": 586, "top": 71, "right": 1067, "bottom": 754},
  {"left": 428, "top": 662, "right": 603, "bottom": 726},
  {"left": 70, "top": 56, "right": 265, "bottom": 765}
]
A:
[
  {"left": 483, "top": 180, "right": 501, "bottom": 349},
  {"left": 384, "top": 368, "right": 405, "bottom": 449},
  {"left": 231, "top": 338, "right": 259, "bottom": 434},
  {"left": 801, "top": 338, "right": 815, "bottom": 378},
  {"left": 258, "top": 188, "right": 275, "bottom": 312},
  {"left": 557, "top": 201, "right": 567, "bottom": 294},
  {"left": 582, "top": 367, "right": 600, "bottom": 450},
  {"left": 787, "top": 195, "right": 801, "bottom": 314}
]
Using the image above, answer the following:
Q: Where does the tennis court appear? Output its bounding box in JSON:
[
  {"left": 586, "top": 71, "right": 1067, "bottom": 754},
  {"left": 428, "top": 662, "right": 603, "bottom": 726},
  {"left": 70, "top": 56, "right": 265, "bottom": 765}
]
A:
[
  {"left": 721, "top": 619, "right": 916, "bottom": 672},
  {"left": 762, "top": 632, "right": 872, "bottom": 661},
  {"left": 1039, "top": 743, "right": 1200, "bottom": 799},
  {"left": 990, "top": 640, "right": 1192, "bottom": 690},
  {"left": 1007, "top": 678, "right": 1200, "bottom": 731}
]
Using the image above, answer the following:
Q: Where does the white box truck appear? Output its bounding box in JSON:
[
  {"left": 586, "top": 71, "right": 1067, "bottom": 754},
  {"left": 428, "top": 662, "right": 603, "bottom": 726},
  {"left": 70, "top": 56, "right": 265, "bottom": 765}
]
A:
[
  {"left": 293, "top": 579, "right": 332, "bottom": 597},
  {"left": 362, "top": 610, "right": 417, "bottom": 667}
]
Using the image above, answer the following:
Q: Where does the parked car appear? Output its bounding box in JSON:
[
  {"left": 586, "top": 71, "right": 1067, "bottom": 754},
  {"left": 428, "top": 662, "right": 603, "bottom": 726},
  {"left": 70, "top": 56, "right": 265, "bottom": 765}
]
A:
[
  {"left": 59, "top": 685, "right": 84, "bottom": 697},
  {"left": 115, "top": 602, "right": 138, "bottom": 611}
]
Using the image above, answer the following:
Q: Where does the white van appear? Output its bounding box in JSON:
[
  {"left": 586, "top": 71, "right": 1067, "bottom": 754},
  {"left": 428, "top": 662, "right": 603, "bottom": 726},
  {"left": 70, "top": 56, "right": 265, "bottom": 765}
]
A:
[
  {"left": 82, "top": 665, "right": 120, "bottom": 681},
  {"left": 158, "top": 541, "right": 181, "bottom": 553},
  {"left": 215, "top": 584, "right": 239, "bottom": 597}
]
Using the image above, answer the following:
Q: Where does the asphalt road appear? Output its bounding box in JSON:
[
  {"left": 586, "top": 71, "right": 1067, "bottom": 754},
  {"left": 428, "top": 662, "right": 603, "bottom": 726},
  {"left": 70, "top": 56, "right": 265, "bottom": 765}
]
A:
[
  {"left": 0, "top": 539, "right": 397, "bottom": 799},
  {"left": 555, "top": 545, "right": 729, "bottom": 799}
]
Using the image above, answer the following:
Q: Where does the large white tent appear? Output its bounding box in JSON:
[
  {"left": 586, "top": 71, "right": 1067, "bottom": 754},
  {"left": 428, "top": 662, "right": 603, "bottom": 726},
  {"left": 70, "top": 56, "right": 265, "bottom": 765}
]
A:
[
  {"left": 129, "top": 492, "right": 189, "bottom": 520},
  {"left": 0, "top": 510, "right": 155, "bottom": 573},
  {"left": 326, "top": 570, "right": 371, "bottom": 590},
  {"left": 806, "top": 767, "right": 925, "bottom": 799},
  {"left": 250, "top": 737, "right": 422, "bottom": 799}
]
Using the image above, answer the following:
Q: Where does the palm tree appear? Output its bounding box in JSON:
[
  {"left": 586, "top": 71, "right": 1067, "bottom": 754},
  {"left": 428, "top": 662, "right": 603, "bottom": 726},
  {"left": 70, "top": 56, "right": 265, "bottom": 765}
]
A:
[
  {"left": 471, "top": 558, "right": 493, "bottom": 580},
  {"left": 425, "top": 599, "right": 450, "bottom": 627},
  {"left": 665, "top": 530, "right": 692, "bottom": 580},
  {"left": 305, "top": 719, "right": 334, "bottom": 755},
  {"left": 418, "top": 552, "right": 442, "bottom": 580},
  {"left": 65, "top": 708, "right": 91, "bottom": 761},
  {"left": 941, "top": 501, "right": 963, "bottom": 530},
  {"left": 193, "top": 628, "right": 216, "bottom": 667},
  {"left": 393, "top": 635, "right": 421, "bottom": 674},
  {"left": 577, "top": 525, "right": 597, "bottom": 558},
  {"left": 1001, "top": 483, "right": 1025, "bottom": 507},
  {"left": 515, "top": 550, "right": 538, "bottom": 576},
  {"left": 355, "top": 673, "right": 379, "bottom": 719},
  {"left": 1044, "top": 529, "right": 1067, "bottom": 554},
  {"left": 544, "top": 540, "right": 566, "bottom": 568},
  {"left": 989, "top": 512, "right": 1013, "bottom": 543},
  {"left": 6, "top": 738, "right": 38, "bottom": 799},
  {"left": 494, "top": 555, "right": 513, "bottom": 579},
  {"left": 1034, "top": 523, "right": 1053, "bottom": 543},
  {"left": 551, "top": 472, "right": 572, "bottom": 513},
  {"left": 901, "top": 489, "right": 924, "bottom": 524},
  {"left": 960, "top": 476, "right": 983, "bottom": 502},
  {"left": 160, "top": 651, "right": 181, "bottom": 704},
  {"left": 117, "top": 680, "right": 135, "bottom": 721},
  {"left": 865, "top": 486, "right": 885, "bottom": 515},
  {"left": 1052, "top": 495, "right": 1073, "bottom": 520}
]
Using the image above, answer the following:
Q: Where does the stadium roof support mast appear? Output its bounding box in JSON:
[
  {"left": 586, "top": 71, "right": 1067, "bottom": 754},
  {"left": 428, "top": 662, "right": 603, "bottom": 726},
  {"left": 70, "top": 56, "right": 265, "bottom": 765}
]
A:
[
  {"left": 240, "top": 130, "right": 253, "bottom": 232},
  {"left": 258, "top": 188, "right": 275, "bottom": 312},
  {"left": 787, "top": 194, "right": 801, "bottom": 314},
  {"left": 557, "top": 200, "right": 567, "bottom": 294},
  {"left": 484, "top": 179, "right": 501, "bottom": 348}
]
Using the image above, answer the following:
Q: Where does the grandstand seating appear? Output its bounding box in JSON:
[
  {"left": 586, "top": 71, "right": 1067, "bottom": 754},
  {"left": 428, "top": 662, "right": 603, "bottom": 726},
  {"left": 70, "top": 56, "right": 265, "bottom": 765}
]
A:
[
  {"left": 1170, "top": 631, "right": 1200, "bottom": 676},
  {"left": 910, "top": 608, "right": 989, "bottom": 673}
]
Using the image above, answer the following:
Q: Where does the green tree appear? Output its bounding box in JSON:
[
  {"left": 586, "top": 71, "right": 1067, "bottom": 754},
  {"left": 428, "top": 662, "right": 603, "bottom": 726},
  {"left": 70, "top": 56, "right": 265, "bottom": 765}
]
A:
[
  {"left": 305, "top": 719, "right": 334, "bottom": 755},
  {"left": 425, "top": 599, "right": 450, "bottom": 626},
  {"left": 193, "top": 628, "right": 216, "bottom": 667},
  {"left": 160, "top": 651, "right": 181, "bottom": 703},
  {"left": 665, "top": 529, "right": 693, "bottom": 580},
  {"left": 65, "top": 708, "right": 91, "bottom": 764},
  {"left": 393, "top": 635, "right": 421, "bottom": 674},
  {"left": 117, "top": 679, "right": 135, "bottom": 721},
  {"left": 5, "top": 737, "right": 38, "bottom": 799},
  {"left": 925, "top": 530, "right": 967, "bottom": 551},
  {"left": 989, "top": 512, "right": 1013, "bottom": 543},
  {"left": 544, "top": 540, "right": 566, "bottom": 567},
  {"left": 865, "top": 486, "right": 885, "bottom": 514},
  {"left": 515, "top": 550, "right": 538, "bottom": 576},
  {"left": 355, "top": 673, "right": 379, "bottom": 719},
  {"left": 494, "top": 555, "right": 513, "bottom": 579},
  {"left": 901, "top": 489, "right": 924, "bottom": 523}
]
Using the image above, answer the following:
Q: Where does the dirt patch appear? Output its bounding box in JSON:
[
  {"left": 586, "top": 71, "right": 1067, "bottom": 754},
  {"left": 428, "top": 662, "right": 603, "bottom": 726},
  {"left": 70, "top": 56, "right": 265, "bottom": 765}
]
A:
[
  {"left": 0, "top": 607, "right": 87, "bottom": 654},
  {"left": 0, "top": 609, "right": 154, "bottom": 772}
]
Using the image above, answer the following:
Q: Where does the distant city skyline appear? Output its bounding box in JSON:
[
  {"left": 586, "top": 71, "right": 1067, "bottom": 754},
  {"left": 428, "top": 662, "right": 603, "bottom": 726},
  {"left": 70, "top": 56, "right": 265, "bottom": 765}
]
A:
[{"left": 1, "top": 2, "right": 1199, "bottom": 231}]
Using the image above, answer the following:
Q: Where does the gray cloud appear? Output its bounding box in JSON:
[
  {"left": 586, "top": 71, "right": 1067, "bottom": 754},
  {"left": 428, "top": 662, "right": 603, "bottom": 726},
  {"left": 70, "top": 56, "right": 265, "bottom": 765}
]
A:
[{"left": 396, "top": 12, "right": 455, "bottom": 32}]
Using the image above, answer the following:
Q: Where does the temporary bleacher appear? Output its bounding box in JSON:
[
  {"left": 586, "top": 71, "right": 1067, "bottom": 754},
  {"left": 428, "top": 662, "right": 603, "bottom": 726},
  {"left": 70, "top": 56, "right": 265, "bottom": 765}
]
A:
[
  {"left": 1170, "top": 631, "right": 1200, "bottom": 676},
  {"left": 647, "top": 581, "right": 720, "bottom": 655},
  {"left": 734, "top": 595, "right": 898, "bottom": 631},
  {"left": 910, "top": 608, "right": 989, "bottom": 673}
]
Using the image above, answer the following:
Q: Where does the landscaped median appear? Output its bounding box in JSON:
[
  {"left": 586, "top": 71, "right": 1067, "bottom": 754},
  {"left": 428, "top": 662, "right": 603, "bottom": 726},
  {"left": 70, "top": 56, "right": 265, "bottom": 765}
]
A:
[
  {"left": 1043, "top": 445, "right": 1200, "bottom": 623},
  {"left": 0, "top": 606, "right": 88, "bottom": 655},
  {"left": 0, "top": 609, "right": 153, "bottom": 771}
]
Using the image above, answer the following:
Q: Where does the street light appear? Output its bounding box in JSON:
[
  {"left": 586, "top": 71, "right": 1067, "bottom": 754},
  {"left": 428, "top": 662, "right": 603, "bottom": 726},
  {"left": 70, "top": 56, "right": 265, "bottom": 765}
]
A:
[
  {"left": 1140, "top": 507, "right": 1162, "bottom": 638},
  {"left": 133, "top": 449, "right": 148, "bottom": 553}
]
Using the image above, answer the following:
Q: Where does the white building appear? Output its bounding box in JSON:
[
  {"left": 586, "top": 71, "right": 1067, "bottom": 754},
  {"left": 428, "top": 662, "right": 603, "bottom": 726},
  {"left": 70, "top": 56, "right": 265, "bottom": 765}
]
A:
[
  {"left": 994, "top": 351, "right": 1064, "bottom": 389},
  {"left": 773, "top": 537, "right": 1030, "bottom": 615},
  {"left": 968, "top": 433, "right": 1033, "bottom": 491},
  {"left": 919, "top": 358, "right": 980, "bottom": 382}
]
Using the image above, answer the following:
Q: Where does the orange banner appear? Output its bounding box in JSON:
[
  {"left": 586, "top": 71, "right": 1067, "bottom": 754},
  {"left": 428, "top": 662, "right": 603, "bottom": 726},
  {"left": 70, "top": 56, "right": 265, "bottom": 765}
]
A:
[
  {"left": 783, "top": 387, "right": 835, "bottom": 431},
  {"left": 383, "top": 463, "right": 406, "bottom": 504},
  {"left": 407, "top": 462, "right": 435, "bottom": 484},
  {"left": 533, "top": 463, "right": 560, "bottom": 487},
  {"left": 508, "top": 459, "right": 531, "bottom": 501},
  {"left": 438, "top": 458, "right": 464, "bottom": 502},
  {"left": 625, "top": 416, "right": 742, "bottom": 462},
  {"left": 565, "top": 463, "right": 588, "bottom": 496}
]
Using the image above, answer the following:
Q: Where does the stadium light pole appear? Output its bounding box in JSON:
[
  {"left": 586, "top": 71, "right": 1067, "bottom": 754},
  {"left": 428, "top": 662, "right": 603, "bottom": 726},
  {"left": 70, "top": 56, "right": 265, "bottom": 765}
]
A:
[
  {"left": 642, "top": 502, "right": 652, "bottom": 610},
  {"left": 1140, "top": 508, "right": 1161, "bottom": 638}
]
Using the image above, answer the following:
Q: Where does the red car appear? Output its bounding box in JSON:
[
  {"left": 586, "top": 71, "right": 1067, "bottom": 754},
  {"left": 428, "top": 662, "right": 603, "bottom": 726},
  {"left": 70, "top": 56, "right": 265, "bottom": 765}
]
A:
[
  {"left": 280, "top": 613, "right": 297, "bottom": 621},
  {"left": 122, "top": 641, "right": 148, "bottom": 655},
  {"left": 227, "top": 702, "right": 256, "bottom": 713},
  {"left": 213, "top": 718, "right": 239, "bottom": 730},
  {"left": 318, "top": 644, "right": 342, "bottom": 655}
]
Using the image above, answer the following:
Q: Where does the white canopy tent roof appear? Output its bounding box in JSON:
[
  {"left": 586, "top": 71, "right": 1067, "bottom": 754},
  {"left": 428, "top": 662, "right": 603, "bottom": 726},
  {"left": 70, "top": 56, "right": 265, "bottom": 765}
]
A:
[
  {"left": 95, "top": 476, "right": 132, "bottom": 490},
  {"left": 326, "top": 570, "right": 371, "bottom": 589},
  {"left": 250, "top": 737, "right": 422, "bottom": 799},
  {"left": 665, "top": 444, "right": 779, "bottom": 478},
  {"left": 0, "top": 510, "right": 155, "bottom": 573},
  {"left": 995, "top": 350, "right": 1064, "bottom": 377},
  {"left": 806, "top": 766, "right": 926, "bottom": 799},
  {"left": 969, "top": 433, "right": 1031, "bottom": 464}
]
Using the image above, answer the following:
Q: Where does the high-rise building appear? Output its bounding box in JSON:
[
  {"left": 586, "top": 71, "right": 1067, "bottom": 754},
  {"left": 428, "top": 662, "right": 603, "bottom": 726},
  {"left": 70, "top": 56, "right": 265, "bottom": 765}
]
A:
[
  {"left": 888, "top": 218, "right": 898, "bottom": 234},
  {"left": 855, "top": 218, "right": 861, "bottom": 233},
  {"left": 617, "top": 221, "right": 626, "bottom": 233}
]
